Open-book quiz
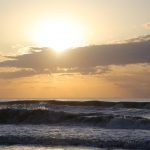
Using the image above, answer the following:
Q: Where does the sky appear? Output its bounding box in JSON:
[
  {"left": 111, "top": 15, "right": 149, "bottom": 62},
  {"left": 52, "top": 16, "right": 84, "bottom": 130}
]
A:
[{"left": 0, "top": 0, "right": 150, "bottom": 98}]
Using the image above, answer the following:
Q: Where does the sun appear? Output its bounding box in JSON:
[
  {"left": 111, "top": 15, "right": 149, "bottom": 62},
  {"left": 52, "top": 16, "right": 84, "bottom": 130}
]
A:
[{"left": 32, "top": 18, "right": 84, "bottom": 52}]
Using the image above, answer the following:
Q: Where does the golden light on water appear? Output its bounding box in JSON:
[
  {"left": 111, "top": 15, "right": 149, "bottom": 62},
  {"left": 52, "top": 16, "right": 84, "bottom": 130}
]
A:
[{"left": 32, "top": 18, "right": 85, "bottom": 52}]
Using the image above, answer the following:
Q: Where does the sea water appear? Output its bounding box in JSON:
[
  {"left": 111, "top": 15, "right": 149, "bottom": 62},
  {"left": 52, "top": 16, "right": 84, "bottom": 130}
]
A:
[
  {"left": 0, "top": 145, "right": 128, "bottom": 150},
  {"left": 0, "top": 99, "right": 150, "bottom": 149}
]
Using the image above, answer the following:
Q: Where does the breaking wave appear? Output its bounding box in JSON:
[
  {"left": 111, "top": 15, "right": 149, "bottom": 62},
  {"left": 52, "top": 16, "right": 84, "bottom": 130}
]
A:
[{"left": 0, "top": 108, "right": 150, "bottom": 129}]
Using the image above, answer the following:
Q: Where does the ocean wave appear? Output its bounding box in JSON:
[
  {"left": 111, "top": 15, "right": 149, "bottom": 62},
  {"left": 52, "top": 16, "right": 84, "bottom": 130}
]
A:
[
  {"left": 0, "top": 109, "right": 150, "bottom": 129},
  {"left": 0, "top": 135, "right": 149, "bottom": 149},
  {"left": 0, "top": 100, "right": 150, "bottom": 109}
]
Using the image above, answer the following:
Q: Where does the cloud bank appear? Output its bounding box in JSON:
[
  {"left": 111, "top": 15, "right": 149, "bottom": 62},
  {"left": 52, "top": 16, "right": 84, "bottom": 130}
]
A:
[{"left": 0, "top": 35, "right": 150, "bottom": 78}]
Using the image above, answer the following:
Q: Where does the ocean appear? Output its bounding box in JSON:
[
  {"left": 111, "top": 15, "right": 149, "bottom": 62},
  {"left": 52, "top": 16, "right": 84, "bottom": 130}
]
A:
[{"left": 0, "top": 99, "right": 150, "bottom": 150}]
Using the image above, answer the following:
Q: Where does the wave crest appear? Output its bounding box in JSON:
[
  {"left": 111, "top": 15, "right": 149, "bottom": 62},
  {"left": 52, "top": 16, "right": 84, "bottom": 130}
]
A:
[{"left": 0, "top": 109, "right": 150, "bottom": 129}]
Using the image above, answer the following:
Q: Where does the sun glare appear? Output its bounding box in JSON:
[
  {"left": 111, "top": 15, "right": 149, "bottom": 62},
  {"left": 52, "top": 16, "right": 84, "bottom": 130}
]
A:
[{"left": 32, "top": 18, "right": 84, "bottom": 52}]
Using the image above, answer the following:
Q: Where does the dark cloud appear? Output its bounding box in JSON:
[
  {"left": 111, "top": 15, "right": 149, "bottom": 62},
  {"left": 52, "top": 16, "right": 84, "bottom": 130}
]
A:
[
  {"left": 0, "top": 49, "right": 56, "bottom": 71},
  {"left": 0, "top": 35, "right": 150, "bottom": 78},
  {"left": 0, "top": 69, "right": 50, "bottom": 79},
  {"left": 0, "top": 69, "right": 36, "bottom": 79}
]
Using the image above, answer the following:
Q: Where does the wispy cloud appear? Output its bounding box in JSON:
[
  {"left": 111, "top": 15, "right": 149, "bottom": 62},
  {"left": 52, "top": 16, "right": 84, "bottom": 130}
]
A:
[{"left": 105, "top": 63, "right": 150, "bottom": 97}]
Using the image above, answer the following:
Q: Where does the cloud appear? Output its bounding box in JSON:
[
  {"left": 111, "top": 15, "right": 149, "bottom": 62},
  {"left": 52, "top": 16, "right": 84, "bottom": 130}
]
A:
[
  {"left": 105, "top": 63, "right": 150, "bottom": 97},
  {"left": 144, "top": 23, "right": 150, "bottom": 29},
  {"left": 123, "top": 34, "right": 150, "bottom": 43},
  {"left": 0, "top": 69, "right": 36, "bottom": 79},
  {"left": 0, "top": 35, "right": 150, "bottom": 78}
]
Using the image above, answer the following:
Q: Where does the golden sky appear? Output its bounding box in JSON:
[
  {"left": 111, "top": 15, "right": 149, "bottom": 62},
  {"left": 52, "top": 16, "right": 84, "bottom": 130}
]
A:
[{"left": 0, "top": 0, "right": 150, "bottom": 98}]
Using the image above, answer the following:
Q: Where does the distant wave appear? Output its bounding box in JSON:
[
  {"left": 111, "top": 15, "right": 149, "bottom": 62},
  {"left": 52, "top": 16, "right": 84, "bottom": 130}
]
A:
[
  {"left": 0, "top": 108, "right": 150, "bottom": 129},
  {"left": 0, "top": 100, "right": 150, "bottom": 109}
]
